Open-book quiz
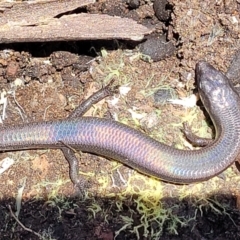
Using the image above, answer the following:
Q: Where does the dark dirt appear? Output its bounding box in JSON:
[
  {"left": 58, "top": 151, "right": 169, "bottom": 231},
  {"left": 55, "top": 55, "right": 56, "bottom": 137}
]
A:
[{"left": 0, "top": 0, "right": 240, "bottom": 239}]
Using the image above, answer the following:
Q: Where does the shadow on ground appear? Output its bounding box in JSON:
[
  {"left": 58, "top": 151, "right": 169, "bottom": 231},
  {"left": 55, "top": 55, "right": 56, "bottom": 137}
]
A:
[{"left": 0, "top": 193, "right": 239, "bottom": 240}]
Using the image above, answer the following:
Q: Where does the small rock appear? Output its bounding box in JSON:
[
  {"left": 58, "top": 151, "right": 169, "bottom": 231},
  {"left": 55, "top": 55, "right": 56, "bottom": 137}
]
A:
[
  {"left": 139, "top": 35, "right": 176, "bottom": 62},
  {"left": 51, "top": 51, "right": 93, "bottom": 71},
  {"left": 153, "top": 0, "right": 171, "bottom": 22},
  {"left": 127, "top": 0, "right": 140, "bottom": 9},
  {"left": 154, "top": 88, "right": 174, "bottom": 104},
  {"left": 6, "top": 61, "right": 19, "bottom": 80}
]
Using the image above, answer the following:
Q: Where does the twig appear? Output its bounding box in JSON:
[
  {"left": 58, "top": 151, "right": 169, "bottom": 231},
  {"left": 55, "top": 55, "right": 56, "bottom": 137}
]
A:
[{"left": 8, "top": 205, "right": 43, "bottom": 238}]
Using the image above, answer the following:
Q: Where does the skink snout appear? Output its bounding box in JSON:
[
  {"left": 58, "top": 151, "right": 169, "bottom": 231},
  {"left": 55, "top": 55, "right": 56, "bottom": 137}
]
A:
[
  {"left": 196, "top": 61, "right": 237, "bottom": 110},
  {"left": 196, "top": 61, "right": 229, "bottom": 93}
]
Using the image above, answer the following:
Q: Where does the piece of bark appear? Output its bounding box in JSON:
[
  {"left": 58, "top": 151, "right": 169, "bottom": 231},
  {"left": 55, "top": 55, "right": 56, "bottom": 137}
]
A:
[
  {"left": 0, "top": 0, "right": 153, "bottom": 43},
  {"left": 0, "top": 0, "right": 95, "bottom": 25}
]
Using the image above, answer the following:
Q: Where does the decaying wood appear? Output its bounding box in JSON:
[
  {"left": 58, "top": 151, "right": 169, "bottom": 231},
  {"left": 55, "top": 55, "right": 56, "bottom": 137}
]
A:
[
  {"left": 0, "top": 0, "right": 95, "bottom": 26},
  {"left": 0, "top": 0, "right": 152, "bottom": 43}
]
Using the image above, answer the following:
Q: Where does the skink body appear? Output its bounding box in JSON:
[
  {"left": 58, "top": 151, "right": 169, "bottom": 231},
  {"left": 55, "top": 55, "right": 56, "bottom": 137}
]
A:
[{"left": 1, "top": 61, "right": 240, "bottom": 183}]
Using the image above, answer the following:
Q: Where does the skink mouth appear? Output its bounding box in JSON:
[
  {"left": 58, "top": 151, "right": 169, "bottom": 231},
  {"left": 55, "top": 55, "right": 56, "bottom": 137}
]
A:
[
  {"left": 196, "top": 61, "right": 227, "bottom": 93},
  {"left": 196, "top": 61, "right": 216, "bottom": 94},
  {"left": 196, "top": 61, "right": 216, "bottom": 83},
  {"left": 196, "top": 61, "right": 238, "bottom": 111},
  {"left": 196, "top": 61, "right": 209, "bottom": 73}
]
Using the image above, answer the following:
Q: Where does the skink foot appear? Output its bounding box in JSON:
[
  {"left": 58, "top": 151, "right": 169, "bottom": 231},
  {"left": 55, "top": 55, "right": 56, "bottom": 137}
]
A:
[{"left": 182, "top": 122, "right": 213, "bottom": 147}]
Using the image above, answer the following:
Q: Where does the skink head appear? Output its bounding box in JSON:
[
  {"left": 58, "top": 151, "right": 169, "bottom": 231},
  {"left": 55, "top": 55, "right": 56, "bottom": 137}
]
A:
[{"left": 196, "top": 61, "right": 238, "bottom": 112}]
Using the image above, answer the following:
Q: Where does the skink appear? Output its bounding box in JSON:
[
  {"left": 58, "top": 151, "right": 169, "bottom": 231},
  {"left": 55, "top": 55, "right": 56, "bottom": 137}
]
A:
[{"left": 1, "top": 61, "right": 239, "bottom": 183}]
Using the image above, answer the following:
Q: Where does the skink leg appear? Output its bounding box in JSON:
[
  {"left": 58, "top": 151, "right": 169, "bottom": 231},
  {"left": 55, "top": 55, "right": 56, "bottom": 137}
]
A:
[
  {"left": 69, "top": 79, "right": 119, "bottom": 118},
  {"left": 61, "top": 147, "right": 87, "bottom": 190},
  {"left": 62, "top": 80, "right": 119, "bottom": 192},
  {"left": 183, "top": 123, "right": 233, "bottom": 180},
  {"left": 182, "top": 122, "right": 213, "bottom": 147}
]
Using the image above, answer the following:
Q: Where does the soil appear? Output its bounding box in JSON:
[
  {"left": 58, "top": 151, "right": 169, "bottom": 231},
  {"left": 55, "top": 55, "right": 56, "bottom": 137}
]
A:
[{"left": 0, "top": 0, "right": 240, "bottom": 239}]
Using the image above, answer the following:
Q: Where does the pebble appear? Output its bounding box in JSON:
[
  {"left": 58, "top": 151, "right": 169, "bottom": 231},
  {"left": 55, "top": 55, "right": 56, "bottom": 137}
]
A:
[
  {"left": 139, "top": 35, "right": 175, "bottom": 62},
  {"left": 153, "top": 0, "right": 170, "bottom": 21},
  {"left": 154, "top": 88, "right": 174, "bottom": 104},
  {"left": 127, "top": 0, "right": 140, "bottom": 9}
]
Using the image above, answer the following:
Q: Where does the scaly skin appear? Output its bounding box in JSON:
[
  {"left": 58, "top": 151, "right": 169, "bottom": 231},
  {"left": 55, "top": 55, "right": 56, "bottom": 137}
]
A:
[{"left": 1, "top": 61, "right": 239, "bottom": 183}]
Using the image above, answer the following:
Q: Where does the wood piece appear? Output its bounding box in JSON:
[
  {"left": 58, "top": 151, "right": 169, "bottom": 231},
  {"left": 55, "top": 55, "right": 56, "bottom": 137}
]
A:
[
  {"left": 0, "top": 0, "right": 153, "bottom": 43},
  {"left": 0, "top": 0, "right": 95, "bottom": 25}
]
